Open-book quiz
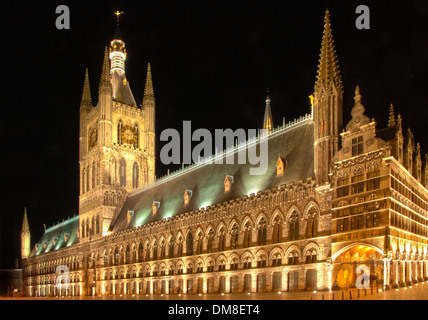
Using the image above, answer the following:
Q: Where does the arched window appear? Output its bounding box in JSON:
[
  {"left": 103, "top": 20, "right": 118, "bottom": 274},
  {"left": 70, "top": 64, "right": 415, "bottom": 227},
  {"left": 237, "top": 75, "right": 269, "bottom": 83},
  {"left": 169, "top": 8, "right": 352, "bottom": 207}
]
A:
[
  {"left": 92, "top": 162, "right": 96, "bottom": 189},
  {"left": 82, "top": 168, "right": 86, "bottom": 194},
  {"left": 272, "top": 254, "right": 282, "bottom": 267},
  {"left": 272, "top": 215, "right": 282, "bottom": 244},
  {"left": 177, "top": 237, "right": 183, "bottom": 257},
  {"left": 206, "top": 229, "right": 214, "bottom": 253},
  {"left": 152, "top": 241, "right": 158, "bottom": 260},
  {"left": 168, "top": 238, "right": 174, "bottom": 258},
  {"left": 288, "top": 251, "right": 299, "bottom": 265},
  {"left": 118, "top": 120, "right": 123, "bottom": 145},
  {"left": 305, "top": 249, "right": 317, "bottom": 264},
  {"left": 243, "top": 222, "right": 252, "bottom": 248},
  {"left": 160, "top": 240, "right": 166, "bottom": 259},
  {"left": 81, "top": 222, "right": 85, "bottom": 239},
  {"left": 132, "top": 162, "right": 139, "bottom": 189},
  {"left": 109, "top": 157, "right": 116, "bottom": 185},
  {"left": 120, "top": 158, "right": 126, "bottom": 186},
  {"left": 306, "top": 208, "right": 318, "bottom": 238},
  {"left": 257, "top": 218, "right": 267, "bottom": 246},
  {"left": 114, "top": 248, "right": 119, "bottom": 266},
  {"left": 134, "top": 124, "right": 139, "bottom": 149},
  {"left": 289, "top": 211, "right": 300, "bottom": 241},
  {"left": 138, "top": 243, "right": 144, "bottom": 262},
  {"left": 218, "top": 227, "right": 226, "bottom": 251},
  {"left": 196, "top": 232, "right": 203, "bottom": 255},
  {"left": 230, "top": 223, "right": 239, "bottom": 249},
  {"left": 95, "top": 215, "right": 100, "bottom": 234},
  {"left": 86, "top": 219, "right": 90, "bottom": 237},
  {"left": 125, "top": 245, "right": 131, "bottom": 264},
  {"left": 86, "top": 167, "right": 90, "bottom": 192},
  {"left": 103, "top": 251, "right": 108, "bottom": 267},
  {"left": 144, "top": 242, "right": 150, "bottom": 261},
  {"left": 186, "top": 232, "right": 193, "bottom": 256}
]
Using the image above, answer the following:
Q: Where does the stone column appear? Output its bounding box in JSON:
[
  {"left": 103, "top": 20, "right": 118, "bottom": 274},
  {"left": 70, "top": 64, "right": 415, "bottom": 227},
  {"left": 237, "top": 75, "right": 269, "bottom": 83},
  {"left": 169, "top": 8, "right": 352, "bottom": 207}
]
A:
[{"left": 383, "top": 257, "right": 391, "bottom": 290}]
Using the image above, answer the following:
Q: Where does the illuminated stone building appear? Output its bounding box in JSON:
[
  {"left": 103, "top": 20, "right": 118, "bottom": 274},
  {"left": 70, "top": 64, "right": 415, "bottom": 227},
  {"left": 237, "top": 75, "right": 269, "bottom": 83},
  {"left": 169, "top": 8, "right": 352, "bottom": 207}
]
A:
[{"left": 21, "top": 11, "right": 428, "bottom": 297}]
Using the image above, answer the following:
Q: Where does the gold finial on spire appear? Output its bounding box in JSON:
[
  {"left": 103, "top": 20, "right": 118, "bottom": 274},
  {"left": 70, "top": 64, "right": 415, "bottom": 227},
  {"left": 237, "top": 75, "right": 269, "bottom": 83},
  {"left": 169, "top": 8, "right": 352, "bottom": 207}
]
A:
[{"left": 114, "top": 10, "right": 124, "bottom": 25}]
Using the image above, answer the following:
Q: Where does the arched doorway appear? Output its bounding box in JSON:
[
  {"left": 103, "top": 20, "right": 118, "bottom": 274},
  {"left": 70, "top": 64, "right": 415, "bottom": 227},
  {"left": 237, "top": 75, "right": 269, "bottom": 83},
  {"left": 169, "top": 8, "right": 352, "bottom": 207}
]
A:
[{"left": 332, "top": 244, "right": 384, "bottom": 289}]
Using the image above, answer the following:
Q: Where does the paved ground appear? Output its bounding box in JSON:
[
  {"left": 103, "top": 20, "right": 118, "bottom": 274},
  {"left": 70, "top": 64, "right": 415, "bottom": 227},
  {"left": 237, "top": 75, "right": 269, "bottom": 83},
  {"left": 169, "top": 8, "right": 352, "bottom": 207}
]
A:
[{"left": 3, "top": 281, "right": 428, "bottom": 300}]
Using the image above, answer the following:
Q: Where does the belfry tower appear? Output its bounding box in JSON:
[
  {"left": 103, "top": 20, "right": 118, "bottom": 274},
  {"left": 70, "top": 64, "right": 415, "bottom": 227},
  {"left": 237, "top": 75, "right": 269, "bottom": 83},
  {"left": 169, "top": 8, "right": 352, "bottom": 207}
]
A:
[
  {"left": 313, "top": 10, "right": 343, "bottom": 185},
  {"left": 78, "top": 13, "right": 156, "bottom": 240}
]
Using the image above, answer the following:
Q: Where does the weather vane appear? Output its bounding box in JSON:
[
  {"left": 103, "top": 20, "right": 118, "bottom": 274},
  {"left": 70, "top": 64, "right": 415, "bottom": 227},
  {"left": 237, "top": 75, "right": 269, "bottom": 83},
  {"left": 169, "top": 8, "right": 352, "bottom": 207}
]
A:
[{"left": 114, "top": 10, "right": 124, "bottom": 25}]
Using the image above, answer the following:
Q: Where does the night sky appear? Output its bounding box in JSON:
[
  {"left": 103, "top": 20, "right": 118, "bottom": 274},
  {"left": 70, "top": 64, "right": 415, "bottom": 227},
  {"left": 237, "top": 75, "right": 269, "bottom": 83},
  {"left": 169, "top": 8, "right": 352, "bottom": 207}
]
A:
[{"left": 1, "top": 0, "right": 426, "bottom": 268}]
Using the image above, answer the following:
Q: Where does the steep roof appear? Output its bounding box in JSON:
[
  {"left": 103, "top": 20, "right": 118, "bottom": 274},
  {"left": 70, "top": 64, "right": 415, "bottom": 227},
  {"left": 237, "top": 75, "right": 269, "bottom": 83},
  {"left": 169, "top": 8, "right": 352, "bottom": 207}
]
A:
[
  {"left": 111, "top": 69, "right": 137, "bottom": 107},
  {"left": 29, "top": 216, "right": 79, "bottom": 258},
  {"left": 110, "top": 118, "right": 315, "bottom": 233}
]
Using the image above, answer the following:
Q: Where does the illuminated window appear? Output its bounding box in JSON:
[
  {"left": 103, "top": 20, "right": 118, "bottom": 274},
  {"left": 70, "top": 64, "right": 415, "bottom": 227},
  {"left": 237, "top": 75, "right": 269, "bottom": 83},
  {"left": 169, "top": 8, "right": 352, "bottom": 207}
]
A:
[
  {"left": 337, "top": 177, "right": 349, "bottom": 198},
  {"left": 367, "top": 170, "right": 380, "bottom": 191},
  {"left": 119, "top": 158, "right": 126, "bottom": 186},
  {"left": 352, "top": 136, "right": 364, "bottom": 156},
  {"left": 351, "top": 174, "right": 364, "bottom": 194}
]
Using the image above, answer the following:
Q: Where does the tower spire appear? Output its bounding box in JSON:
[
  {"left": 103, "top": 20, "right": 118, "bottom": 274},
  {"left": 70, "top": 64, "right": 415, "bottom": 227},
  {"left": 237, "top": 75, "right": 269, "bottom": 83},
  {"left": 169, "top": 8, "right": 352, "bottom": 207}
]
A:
[
  {"left": 388, "top": 104, "right": 396, "bottom": 127},
  {"left": 21, "top": 207, "right": 30, "bottom": 260},
  {"left": 80, "top": 68, "right": 92, "bottom": 108},
  {"left": 144, "top": 62, "right": 154, "bottom": 97},
  {"left": 263, "top": 90, "right": 273, "bottom": 133},
  {"left": 99, "top": 47, "right": 112, "bottom": 93},
  {"left": 315, "top": 9, "right": 342, "bottom": 93}
]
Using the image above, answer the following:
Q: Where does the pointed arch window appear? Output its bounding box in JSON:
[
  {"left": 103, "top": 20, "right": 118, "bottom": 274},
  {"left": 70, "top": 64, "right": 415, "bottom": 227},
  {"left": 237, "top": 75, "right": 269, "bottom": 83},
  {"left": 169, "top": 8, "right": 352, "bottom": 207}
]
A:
[
  {"left": 218, "top": 227, "right": 226, "bottom": 251},
  {"left": 243, "top": 222, "right": 252, "bottom": 248},
  {"left": 152, "top": 241, "right": 158, "bottom": 260},
  {"left": 288, "top": 251, "right": 299, "bottom": 265},
  {"left": 306, "top": 208, "right": 318, "bottom": 238},
  {"left": 230, "top": 223, "right": 239, "bottom": 249},
  {"left": 92, "top": 162, "right": 96, "bottom": 189},
  {"left": 120, "top": 158, "right": 126, "bottom": 186},
  {"left": 186, "top": 232, "right": 193, "bottom": 256},
  {"left": 125, "top": 245, "right": 131, "bottom": 264},
  {"left": 257, "top": 218, "right": 267, "bottom": 246},
  {"left": 196, "top": 232, "right": 203, "bottom": 255},
  {"left": 168, "top": 238, "right": 174, "bottom": 258},
  {"left": 138, "top": 243, "right": 144, "bottom": 262},
  {"left": 114, "top": 247, "right": 119, "bottom": 266},
  {"left": 207, "top": 229, "right": 214, "bottom": 253},
  {"left": 272, "top": 215, "right": 282, "bottom": 244},
  {"left": 160, "top": 240, "right": 166, "bottom": 260},
  {"left": 177, "top": 237, "right": 183, "bottom": 257},
  {"left": 86, "top": 167, "right": 90, "bottom": 192},
  {"left": 132, "top": 162, "right": 139, "bottom": 189},
  {"left": 95, "top": 215, "right": 100, "bottom": 234},
  {"left": 289, "top": 211, "right": 300, "bottom": 241}
]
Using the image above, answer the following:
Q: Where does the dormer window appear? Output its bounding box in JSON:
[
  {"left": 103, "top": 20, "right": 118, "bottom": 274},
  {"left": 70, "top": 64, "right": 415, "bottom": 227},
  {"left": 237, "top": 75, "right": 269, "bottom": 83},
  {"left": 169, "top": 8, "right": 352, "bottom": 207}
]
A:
[
  {"left": 224, "top": 175, "right": 234, "bottom": 192},
  {"left": 152, "top": 201, "right": 160, "bottom": 215},
  {"left": 127, "top": 210, "right": 134, "bottom": 224},
  {"left": 276, "top": 156, "right": 285, "bottom": 176},
  {"left": 64, "top": 233, "right": 70, "bottom": 242},
  {"left": 352, "top": 136, "right": 363, "bottom": 156},
  {"left": 53, "top": 236, "right": 59, "bottom": 246},
  {"left": 43, "top": 240, "right": 49, "bottom": 249},
  {"left": 184, "top": 190, "right": 193, "bottom": 205}
]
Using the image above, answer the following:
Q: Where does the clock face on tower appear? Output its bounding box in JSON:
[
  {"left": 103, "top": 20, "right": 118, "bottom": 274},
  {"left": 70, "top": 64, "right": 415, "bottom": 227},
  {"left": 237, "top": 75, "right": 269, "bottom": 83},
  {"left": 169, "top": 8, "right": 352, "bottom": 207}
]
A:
[
  {"left": 121, "top": 125, "right": 138, "bottom": 145},
  {"left": 88, "top": 128, "right": 98, "bottom": 149}
]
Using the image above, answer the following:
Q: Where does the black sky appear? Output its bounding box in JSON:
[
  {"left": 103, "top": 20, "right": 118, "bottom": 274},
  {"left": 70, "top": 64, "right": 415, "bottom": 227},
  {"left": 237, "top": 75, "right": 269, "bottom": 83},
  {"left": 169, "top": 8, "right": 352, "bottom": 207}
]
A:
[{"left": 0, "top": 0, "right": 426, "bottom": 268}]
